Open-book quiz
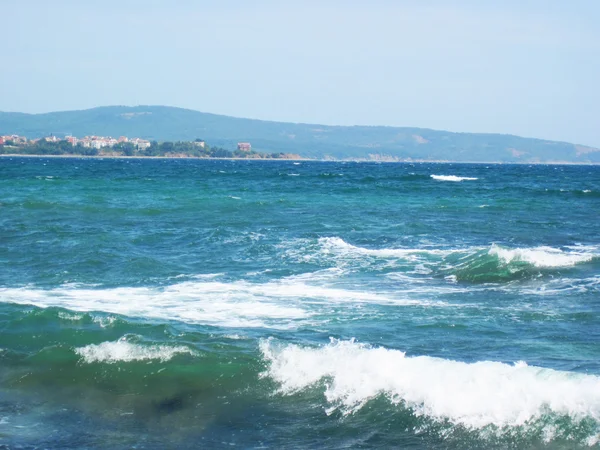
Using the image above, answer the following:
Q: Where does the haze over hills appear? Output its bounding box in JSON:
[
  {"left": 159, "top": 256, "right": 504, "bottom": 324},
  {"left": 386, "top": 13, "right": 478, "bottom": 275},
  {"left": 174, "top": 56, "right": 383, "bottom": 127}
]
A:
[{"left": 1, "top": 105, "right": 598, "bottom": 163}]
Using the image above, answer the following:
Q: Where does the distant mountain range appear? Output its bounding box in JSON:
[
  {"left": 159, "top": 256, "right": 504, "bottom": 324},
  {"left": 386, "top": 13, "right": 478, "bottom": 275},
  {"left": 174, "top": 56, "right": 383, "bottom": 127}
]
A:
[{"left": 1, "top": 105, "right": 598, "bottom": 162}]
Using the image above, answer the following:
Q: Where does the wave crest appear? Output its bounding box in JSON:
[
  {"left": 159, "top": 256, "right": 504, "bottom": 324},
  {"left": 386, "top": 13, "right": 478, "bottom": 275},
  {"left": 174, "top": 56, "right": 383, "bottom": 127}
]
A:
[
  {"left": 75, "top": 336, "right": 196, "bottom": 363},
  {"left": 489, "top": 244, "right": 594, "bottom": 268},
  {"left": 304, "top": 238, "right": 598, "bottom": 283},
  {"left": 431, "top": 175, "right": 478, "bottom": 182},
  {"left": 260, "top": 339, "right": 600, "bottom": 434}
]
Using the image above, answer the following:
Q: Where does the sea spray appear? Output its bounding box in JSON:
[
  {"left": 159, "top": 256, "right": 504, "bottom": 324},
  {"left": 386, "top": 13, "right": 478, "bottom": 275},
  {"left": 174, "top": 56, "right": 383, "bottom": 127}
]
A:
[{"left": 261, "top": 338, "right": 600, "bottom": 441}]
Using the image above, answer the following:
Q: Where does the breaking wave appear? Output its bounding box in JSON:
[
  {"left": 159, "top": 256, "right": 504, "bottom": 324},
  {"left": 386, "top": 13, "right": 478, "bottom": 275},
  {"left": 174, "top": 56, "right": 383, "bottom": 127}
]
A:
[
  {"left": 446, "top": 244, "right": 598, "bottom": 282},
  {"left": 489, "top": 244, "right": 595, "bottom": 268},
  {"left": 431, "top": 175, "right": 478, "bottom": 182},
  {"left": 261, "top": 338, "right": 600, "bottom": 443},
  {"left": 75, "top": 336, "right": 196, "bottom": 363},
  {"left": 292, "top": 238, "right": 599, "bottom": 283}
]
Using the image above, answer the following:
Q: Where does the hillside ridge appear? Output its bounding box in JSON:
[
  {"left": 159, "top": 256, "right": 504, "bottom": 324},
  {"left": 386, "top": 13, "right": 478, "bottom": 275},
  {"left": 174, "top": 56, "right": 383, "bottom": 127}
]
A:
[{"left": 1, "top": 105, "right": 598, "bottom": 162}]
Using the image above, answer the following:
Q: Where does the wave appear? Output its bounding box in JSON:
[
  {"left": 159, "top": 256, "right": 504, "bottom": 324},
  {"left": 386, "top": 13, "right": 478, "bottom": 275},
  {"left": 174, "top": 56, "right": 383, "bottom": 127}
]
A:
[
  {"left": 543, "top": 188, "right": 600, "bottom": 197},
  {"left": 489, "top": 244, "right": 595, "bottom": 268},
  {"left": 318, "top": 173, "right": 344, "bottom": 178},
  {"left": 291, "top": 238, "right": 599, "bottom": 283},
  {"left": 260, "top": 339, "right": 600, "bottom": 441},
  {"left": 0, "top": 278, "right": 452, "bottom": 330},
  {"left": 0, "top": 281, "right": 308, "bottom": 329},
  {"left": 318, "top": 238, "right": 597, "bottom": 266},
  {"left": 317, "top": 237, "right": 460, "bottom": 259},
  {"left": 431, "top": 174, "right": 478, "bottom": 182},
  {"left": 75, "top": 336, "right": 196, "bottom": 363},
  {"left": 517, "top": 276, "right": 600, "bottom": 296},
  {"left": 444, "top": 246, "right": 598, "bottom": 283}
]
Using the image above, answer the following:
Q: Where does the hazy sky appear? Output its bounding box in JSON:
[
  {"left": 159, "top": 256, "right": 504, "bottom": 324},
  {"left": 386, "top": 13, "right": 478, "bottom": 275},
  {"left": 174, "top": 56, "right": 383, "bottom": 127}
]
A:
[{"left": 2, "top": 0, "right": 599, "bottom": 146}]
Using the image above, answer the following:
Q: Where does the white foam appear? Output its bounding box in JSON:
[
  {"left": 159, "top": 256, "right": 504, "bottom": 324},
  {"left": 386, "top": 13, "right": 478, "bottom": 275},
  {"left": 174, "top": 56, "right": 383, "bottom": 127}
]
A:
[
  {"left": 0, "top": 281, "right": 309, "bottom": 329},
  {"left": 431, "top": 175, "right": 478, "bottom": 182},
  {"left": 223, "top": 334, "right": 246, "bottom": 340},
  {"left": 286, "top": 236, "right": 599, "bottom": 279},
  {"left": 410, "top": 264, "right": 433, "bottom": 275},
  {"left": 93, "top": 315, "right": 118, "bottom": 328},
  {"left": 261, "top": 339, "right": 600, "bottom": 432},
  {"left": 489, "top": 244, "right": 595, "bottom": 268},
  {"left": 516, "top": 276, "right": 600, "bottom": 296},
  {"left": 75, "top": 337, "right": 195, "bottom": 363},
  {"left": 0, "top": 278, "right": 453, "bottom": 329},
  {"left": 57, "top": 311, "right": 84, "bottom": 321},
  {"left": 282, "top": 267, "right": 347, "bottom": 282},
  {"left": 318, "top": 237, "right": 463, "bottom": 259}
]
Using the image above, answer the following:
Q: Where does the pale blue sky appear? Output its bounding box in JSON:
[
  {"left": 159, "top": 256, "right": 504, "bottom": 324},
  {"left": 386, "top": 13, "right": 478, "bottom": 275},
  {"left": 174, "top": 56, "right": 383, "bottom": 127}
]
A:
[{"left": 2, "top": 0, "right": 599, "bottom": 146}]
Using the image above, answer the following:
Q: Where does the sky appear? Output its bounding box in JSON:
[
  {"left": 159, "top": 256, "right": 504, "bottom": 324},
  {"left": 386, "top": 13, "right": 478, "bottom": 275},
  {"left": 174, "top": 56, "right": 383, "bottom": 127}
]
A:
[{"left": 2, "top": 0, "right": 599, "bottom": 147}]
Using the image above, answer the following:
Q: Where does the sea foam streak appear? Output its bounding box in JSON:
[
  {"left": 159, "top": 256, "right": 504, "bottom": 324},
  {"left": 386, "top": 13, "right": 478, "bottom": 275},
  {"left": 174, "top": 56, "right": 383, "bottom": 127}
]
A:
[
  {"left": 0, "top": 281, "right": 308, "bottom": 329},
  {"left": 431, "top": 175, "right": 478, "bottom": 182},
  {"left": 317, "top": 237, "right": 466, "bottom": 259},
  {"left": 261, "top": 339, "right": 600, "bottom": 433},
  {"left": 75, "top": 337, "right": 195, "bottom": 363},
  {"left": 0, "top": 279, "right": 448, "bottom": 330}
]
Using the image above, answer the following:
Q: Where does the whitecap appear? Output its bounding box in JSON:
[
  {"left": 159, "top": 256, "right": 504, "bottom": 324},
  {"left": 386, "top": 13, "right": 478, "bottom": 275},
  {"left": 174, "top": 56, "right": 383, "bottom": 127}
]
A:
[
  {"left": 317, "top": 237, "right": 470, "bottom": 259},
  {"left": 75, "top": 337, "right": 196, "bottom": 363},
  {"left": 431, "top": 175, "right": 478, "bottom": 182},
  {"left": 92, "top": 315, "right": 118, "bottom": 328},
  {"left": 261, "top": 338, "right": 600, "bottom": 433},
  {"left": 489, "top": 244, "right": 595, "bottom": 268},
  {"left": 223, "top": 334, "right": 247, "bottom": 340},
  {"left": 57, "top": 311, "right": 84, "bottom": 321},
  {"left": 309, "top": 238, "right": 597, "bottom": 271}
]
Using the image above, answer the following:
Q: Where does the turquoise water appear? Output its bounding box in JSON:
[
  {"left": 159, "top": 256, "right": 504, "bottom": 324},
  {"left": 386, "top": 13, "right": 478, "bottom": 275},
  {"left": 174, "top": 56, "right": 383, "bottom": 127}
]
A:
[{"left": 1, "top": 157, "right": 599, "bottom": 448}]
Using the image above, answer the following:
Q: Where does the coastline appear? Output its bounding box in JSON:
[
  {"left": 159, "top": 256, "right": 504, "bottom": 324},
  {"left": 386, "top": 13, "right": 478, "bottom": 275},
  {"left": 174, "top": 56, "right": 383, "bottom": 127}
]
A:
[
  {"left": 0, "top": 153, "right": 313, "bottom": 162},
  {"left": 1, "top": 153, "right": 599, "bottom": 165}
]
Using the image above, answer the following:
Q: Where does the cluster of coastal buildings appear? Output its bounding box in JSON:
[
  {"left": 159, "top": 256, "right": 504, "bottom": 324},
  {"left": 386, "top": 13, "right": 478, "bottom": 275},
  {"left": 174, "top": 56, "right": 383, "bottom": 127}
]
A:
[
  {"left": 0, "top": 134, "right": 254, "bottom": 152},
  {"left": 0, "top": 134, "right": 154, "bottom": 150},
  {"left": 0, "top": 135, "right": 27, "bottom": 145},
  {"left": 68, "top": 135, "right": 154, "bottom": 150}
]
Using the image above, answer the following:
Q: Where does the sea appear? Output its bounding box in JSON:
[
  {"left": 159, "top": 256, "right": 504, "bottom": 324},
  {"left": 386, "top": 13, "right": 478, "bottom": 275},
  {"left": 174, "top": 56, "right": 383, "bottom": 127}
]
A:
[{"left": 0, "top": 157, "right": 599, "bottom": 449}]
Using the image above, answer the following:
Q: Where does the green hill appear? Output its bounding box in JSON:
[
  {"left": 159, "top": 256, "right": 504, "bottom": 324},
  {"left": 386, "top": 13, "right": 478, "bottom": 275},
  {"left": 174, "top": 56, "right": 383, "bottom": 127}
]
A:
[{"left": 1, "top": 105, "right": 598, "bottom": 162}]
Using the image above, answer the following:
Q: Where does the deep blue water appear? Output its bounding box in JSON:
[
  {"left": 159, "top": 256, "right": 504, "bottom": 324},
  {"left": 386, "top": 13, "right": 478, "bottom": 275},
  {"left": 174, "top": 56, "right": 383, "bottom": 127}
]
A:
[{"left": 1, "top": 157, "right": 599, "bottom": 448}]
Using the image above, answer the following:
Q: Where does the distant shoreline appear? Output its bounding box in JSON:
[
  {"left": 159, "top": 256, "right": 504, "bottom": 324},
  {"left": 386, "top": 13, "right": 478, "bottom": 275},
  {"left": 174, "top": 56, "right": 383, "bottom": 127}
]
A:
[
  {"left": 3, "top": 105, "right": 599, "bottom": 163},
  {"left": 1, "top": 153, "right": 599, "bottom": 165},
  {"left": 0, "top": 153, "right": 312, "bottom": 162}
]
